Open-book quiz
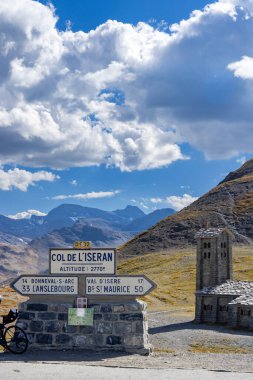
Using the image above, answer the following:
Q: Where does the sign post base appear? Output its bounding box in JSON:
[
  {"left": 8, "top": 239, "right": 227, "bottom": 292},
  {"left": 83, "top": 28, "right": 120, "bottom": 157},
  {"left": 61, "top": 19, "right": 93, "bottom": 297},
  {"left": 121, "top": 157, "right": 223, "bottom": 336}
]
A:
[{"left": 16, "top": 299, "right": 152, "bottom": 355}]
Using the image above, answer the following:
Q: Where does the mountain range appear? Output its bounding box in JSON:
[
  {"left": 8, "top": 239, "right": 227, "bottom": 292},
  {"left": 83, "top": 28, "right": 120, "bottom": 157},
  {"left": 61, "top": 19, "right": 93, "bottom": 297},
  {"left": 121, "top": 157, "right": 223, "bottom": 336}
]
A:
[
  {"left": 120, "top": 158, "right": 253, "bottom": 257},
  {"left": 3, "top": 157, "right": 253, "bottom": 283},
  {"left": 0, "top": 204, "right": 141, "bottom": 241},
  {"left": 0, "top": 204, "right": 174, "bottom": 242},
  {"left": 0, "top": 204, "right": 174, "bottom": 282}
]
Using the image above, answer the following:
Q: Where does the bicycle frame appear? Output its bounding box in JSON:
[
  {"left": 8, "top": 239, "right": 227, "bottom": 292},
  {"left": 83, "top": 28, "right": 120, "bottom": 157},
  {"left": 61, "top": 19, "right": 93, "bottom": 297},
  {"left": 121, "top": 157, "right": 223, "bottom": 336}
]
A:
[
  {"left": 0, "top": 325, "right": 8, "bottom": 349},
  {"left": 0, "top": 311, "right": 29, "bottom": 354}
]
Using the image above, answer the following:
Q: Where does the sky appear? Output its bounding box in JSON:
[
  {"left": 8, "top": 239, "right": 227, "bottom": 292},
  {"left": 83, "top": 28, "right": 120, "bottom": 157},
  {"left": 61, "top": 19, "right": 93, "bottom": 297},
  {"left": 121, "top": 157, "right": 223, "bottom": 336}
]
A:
[{"left": 1, "top": 0, "right": 253, "bottom": 218}]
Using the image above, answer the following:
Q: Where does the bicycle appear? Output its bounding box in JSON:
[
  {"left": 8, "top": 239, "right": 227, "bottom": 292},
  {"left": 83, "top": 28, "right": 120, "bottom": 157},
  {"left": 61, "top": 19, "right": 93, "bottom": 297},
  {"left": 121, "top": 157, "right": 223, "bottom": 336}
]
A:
[{"left": 0, "top": 307, "right": 29, "bottom": 354}]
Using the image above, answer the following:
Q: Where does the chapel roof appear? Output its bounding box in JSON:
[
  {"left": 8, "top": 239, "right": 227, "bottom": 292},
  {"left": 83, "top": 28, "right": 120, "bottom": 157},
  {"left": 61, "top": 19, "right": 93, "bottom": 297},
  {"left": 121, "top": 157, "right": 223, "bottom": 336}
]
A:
[
  {"left": 197, "top": 280, "right": 253, "bottom": 296},
  {"left": 229, "top": 294, "right": 253, "bottom": 306},
  {"left": 195, "top": 227, "right": 233, "bottom": 239}
]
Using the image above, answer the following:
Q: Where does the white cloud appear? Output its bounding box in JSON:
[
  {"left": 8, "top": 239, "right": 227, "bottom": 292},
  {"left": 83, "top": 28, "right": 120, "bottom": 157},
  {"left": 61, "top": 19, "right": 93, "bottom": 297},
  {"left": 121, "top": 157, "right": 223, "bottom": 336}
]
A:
[
  {"left": 236, "top": 156, "right": 246, "bottom": 165},
  {"left": 150, "top": 193, "right": 198, "bottom": 211},
  {"left": 52, "top": 190, "right": 120, "bottom": 200},
  {"left": 165, "top": 194, "right": 198, "bottom": 211},
  {"left": 228, "top": 56, "right": 253, "bottom": 79},
  {"left": 0, "top": 0, "right": 253, "bottom": 171},
  {"left": 0, "top": 168, "right": 59, "bottom": 191},
  {"left": 70, "top": 179, "right": 78, "bottom": 186},
  {"left": 8, "top": 209, "right": 47, "bottom": 219},
  {"left": 150, "top": 197, "right": 163, "bottom": 203},
  {"left": 139, "top": 201, "right": 149, "bottom": 210}
]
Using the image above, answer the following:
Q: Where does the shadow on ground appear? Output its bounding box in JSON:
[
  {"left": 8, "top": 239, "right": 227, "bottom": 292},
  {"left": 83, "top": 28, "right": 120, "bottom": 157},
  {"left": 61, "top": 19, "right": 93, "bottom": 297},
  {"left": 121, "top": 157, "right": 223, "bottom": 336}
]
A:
[
  {"left": 148, "top": 320, "right": 253, "bottom": 337},
  {"left": 0, "top": 349, "right": 133, "bottom": 362}
]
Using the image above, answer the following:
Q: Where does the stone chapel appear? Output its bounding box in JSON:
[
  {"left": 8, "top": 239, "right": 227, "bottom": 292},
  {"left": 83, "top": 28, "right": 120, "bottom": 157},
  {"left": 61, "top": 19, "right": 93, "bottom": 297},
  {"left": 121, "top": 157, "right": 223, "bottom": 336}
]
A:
[{"left": 195, "top": 228, "right": 253, "bottom": 330}]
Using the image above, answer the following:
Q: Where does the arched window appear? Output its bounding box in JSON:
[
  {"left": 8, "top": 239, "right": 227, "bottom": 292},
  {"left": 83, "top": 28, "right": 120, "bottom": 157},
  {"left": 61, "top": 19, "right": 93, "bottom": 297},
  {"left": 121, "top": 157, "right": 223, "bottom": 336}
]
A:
[
  {"left": 221, "top": 252, "right": 223, "bottom": 258},
  {"left": 204, "top": 252, "right": 207, "bottom": 259},
  {"left": 221, "top": 242, "right": 223, "bottom": 248},
  {"left": 204, "top": 242, "right": 207, "bottom": 248},
  {"left": 208, "top": 242, "right": 211, "bottom": 248},
  {"left": 224, "top": 242, "right": 226, "bottom": 248},
  {"left": 204, "top": 304, "right": 213, "bottom": 311},
  {"left": 208, "top": 252, "right": 210, "bottom": 258}
]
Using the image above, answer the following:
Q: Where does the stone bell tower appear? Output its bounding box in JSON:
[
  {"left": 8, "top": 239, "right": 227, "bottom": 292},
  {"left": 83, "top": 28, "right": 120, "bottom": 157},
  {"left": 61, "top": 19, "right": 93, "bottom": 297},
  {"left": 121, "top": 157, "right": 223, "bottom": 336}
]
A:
[{"left": 195, "top": 228, "right": 233, "bottom": 291}]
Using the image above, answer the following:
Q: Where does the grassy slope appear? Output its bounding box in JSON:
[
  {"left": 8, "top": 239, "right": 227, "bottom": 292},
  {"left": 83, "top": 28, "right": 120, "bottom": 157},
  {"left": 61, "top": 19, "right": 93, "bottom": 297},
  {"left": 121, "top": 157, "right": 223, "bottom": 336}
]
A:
[
  {"left": 0, "top": 245, "right": 252, "bottom": 315},
  {"left": 118, "top": 245, "right": 253, "bottom": 312},
  {"left": 120, "top": 164, "right": 253, "bottom": 256}
]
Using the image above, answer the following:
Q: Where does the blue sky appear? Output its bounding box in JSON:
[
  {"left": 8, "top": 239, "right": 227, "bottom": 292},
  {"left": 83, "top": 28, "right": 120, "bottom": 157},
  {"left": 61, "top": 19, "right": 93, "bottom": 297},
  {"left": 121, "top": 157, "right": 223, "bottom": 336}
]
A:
[
  {"left": 0, "top": 0, "right": 252, "bottom": 217},
  {"left": 41, "top": 0, "right": 211, "bottom": 31}
]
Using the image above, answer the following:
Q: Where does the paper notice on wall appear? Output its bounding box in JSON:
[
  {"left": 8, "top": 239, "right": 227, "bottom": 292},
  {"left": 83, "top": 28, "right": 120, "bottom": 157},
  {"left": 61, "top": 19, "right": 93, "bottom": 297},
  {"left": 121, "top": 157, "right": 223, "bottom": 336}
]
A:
[
  {"left": 68, "top": 308, "right": 94, "bottom": 326},
  {"left": 77, "top": 308, "right": 85, "bottom": 317}
]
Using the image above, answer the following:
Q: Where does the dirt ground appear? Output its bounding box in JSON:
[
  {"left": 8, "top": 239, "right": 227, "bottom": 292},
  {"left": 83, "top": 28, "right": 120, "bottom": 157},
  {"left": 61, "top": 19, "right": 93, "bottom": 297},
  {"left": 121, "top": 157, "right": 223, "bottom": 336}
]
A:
[
  {"left": 0, "top": 309, "right": 252, "bottom": 373},
  {"left": 147, "top": 310, "right": 253, "bottom": 372}
]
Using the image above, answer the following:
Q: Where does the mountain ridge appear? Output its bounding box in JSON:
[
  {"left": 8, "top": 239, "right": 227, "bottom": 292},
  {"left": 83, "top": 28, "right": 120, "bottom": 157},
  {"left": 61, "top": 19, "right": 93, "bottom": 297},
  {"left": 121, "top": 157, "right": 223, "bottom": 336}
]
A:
[
  {"left": 120, "top": 158, "right": 253, "bottom": 257},
  {"left": 0, "top": 204, "right": 175, "bottom": 282},
  {"left": 0, "top": 204, "right": 166, "bottom": 241}
]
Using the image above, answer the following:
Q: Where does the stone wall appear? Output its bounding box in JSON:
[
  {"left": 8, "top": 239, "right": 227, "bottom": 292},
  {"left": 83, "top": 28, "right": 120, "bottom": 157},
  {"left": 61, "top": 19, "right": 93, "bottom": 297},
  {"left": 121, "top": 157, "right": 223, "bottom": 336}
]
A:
[
  {"left": 17, "top": 299, "right": 151, "bottom": 354},
  {"left": 196, "top": 231, "right": 232, "bottom": 291},
  {"left": 195, "top": 295, "right": 234, "bottom": 324},
  {"left": 195, "top": 295, "right": 253, "bottom": 330},
  {"left": 195, "top": 295, "right": 218, "bottom": 323},
  {"left": 228, "top": 304, "right": 253, "bottom": 330}
]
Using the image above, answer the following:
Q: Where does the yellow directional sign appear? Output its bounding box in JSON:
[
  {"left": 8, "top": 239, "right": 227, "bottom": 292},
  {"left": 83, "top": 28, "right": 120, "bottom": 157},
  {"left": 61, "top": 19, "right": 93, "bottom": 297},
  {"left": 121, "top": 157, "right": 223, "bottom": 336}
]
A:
[{"left": 74, "top": 241, "right": 92, "bottom": 249}]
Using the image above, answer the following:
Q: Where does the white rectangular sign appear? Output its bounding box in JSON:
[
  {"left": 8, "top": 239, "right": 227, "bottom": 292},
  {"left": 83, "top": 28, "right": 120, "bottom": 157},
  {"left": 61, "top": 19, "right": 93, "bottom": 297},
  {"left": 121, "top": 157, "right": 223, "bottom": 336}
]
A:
[
  {"left": 11, "top": 276, "right": 79, "bottom": 295},
  {"left": 85, "top": 275, "right": 156, "bottom": 296},
  {"left": 49, "top": 248, "right": 116, "bottom": 275}
]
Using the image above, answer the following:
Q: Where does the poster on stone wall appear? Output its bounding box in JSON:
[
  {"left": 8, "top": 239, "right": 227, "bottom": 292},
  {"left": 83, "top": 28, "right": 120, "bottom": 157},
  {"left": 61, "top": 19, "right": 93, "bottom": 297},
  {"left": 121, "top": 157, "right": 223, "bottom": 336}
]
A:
[{"left": 68, "top": 308, "right": 94, "bottom": 326}]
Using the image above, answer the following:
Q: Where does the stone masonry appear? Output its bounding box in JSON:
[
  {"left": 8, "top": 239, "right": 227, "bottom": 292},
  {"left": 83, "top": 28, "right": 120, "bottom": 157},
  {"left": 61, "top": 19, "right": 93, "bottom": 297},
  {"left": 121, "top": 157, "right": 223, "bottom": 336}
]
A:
[
  {"left": 195, "top": 228, "right": 233, "bottom": 291},
  {"left": 195, "top": 228, "right": 253, "bottom": 330},
  {"left": 16, "top": 299, "right": 150, "bottom": 354}
]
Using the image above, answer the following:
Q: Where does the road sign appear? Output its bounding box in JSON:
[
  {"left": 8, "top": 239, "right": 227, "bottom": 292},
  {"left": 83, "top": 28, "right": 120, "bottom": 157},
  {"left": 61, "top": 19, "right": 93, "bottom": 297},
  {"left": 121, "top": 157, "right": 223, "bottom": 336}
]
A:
[
  {"left": 11, "top": 275, "right": 79, "bottom": 296},
  {"left": 85, "top": 275, "right": 156, "bottom": 296},
  {"left": 74, "top": 241, "right": 92, "bottom": 248},
  {"left": 49, "top": 248, "right": 116, "bottom": 275}
]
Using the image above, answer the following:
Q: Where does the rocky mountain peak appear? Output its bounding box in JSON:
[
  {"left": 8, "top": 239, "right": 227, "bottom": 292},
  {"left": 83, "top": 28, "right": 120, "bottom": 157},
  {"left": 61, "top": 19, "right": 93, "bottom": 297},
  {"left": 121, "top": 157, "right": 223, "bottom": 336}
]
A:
[
  {"left": 219, "top": 158, "right": 253, "bottom": 185},
  {"left": 120, "top": 158, "right": 253, "bottom": 257},
  {"left": 113, "top": 205, "right": 145, "bottom": 220}
]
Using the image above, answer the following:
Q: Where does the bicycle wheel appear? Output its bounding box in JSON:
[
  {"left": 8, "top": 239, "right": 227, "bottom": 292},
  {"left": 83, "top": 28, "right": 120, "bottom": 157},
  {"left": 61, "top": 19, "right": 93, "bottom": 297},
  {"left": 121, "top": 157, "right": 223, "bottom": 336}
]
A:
[{"left": 4, "top": 325, "right": 28, "bottom": 354}]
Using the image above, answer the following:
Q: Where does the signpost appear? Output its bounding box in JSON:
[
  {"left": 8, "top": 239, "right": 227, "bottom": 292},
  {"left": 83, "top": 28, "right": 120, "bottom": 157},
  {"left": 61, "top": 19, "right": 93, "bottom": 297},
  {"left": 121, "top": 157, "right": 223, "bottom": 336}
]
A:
[
  {"left": 85, "top": 275, "right": 156, "bottom": 296},
  {"left": 11, "top": 275, "right": 79, "bottom": 296},
  {"left": 49, "top": 248, "right": 116, "bottom": 275},
  {"left": 10, "top": 241, "right": 157, "bottom": 353}
]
